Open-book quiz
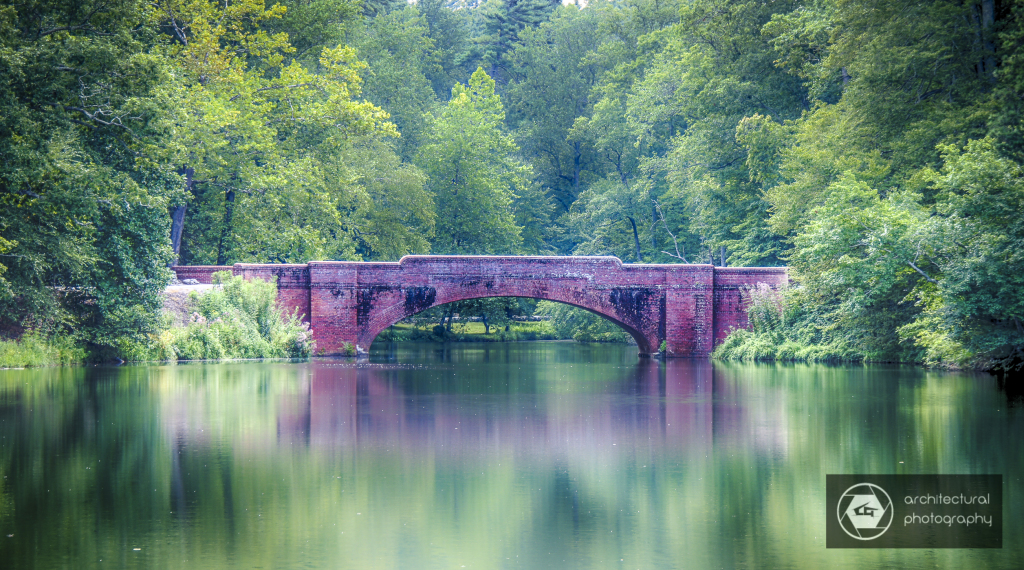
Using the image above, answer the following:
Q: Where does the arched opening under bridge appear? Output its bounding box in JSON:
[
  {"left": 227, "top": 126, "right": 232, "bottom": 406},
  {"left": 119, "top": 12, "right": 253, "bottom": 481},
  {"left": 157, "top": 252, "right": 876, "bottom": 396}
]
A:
[{"left": 371, "top": 295, "right": 647, "bottom": 351}]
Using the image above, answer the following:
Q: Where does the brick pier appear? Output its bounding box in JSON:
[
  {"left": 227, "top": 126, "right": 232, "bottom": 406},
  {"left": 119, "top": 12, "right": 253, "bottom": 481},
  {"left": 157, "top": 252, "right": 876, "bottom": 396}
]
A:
[{"left": 172, "top": 256, "right": 787, "bottom": 357}]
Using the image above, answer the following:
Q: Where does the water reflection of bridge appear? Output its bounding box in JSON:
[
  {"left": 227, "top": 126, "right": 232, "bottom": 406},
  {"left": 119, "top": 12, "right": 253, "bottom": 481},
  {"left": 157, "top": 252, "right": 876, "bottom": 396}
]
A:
[{"left": 274, "top": 360, "right": 787, "bottom": 457}]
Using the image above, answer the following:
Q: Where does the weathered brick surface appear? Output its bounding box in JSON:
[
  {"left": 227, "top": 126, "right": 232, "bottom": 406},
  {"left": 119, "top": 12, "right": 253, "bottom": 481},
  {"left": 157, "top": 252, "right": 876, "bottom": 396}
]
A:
[
  {"left": 173, "top": 256, "right": 787, "bottom": 357},
  {"left": 712, "top": 267, "right": 789, "bottom": 344},
  {"left": 663, "top": 264, "right": 714, "bottom": 357},
  {"left": 234, "top": 264, "right": 311, "bottom": 321}
]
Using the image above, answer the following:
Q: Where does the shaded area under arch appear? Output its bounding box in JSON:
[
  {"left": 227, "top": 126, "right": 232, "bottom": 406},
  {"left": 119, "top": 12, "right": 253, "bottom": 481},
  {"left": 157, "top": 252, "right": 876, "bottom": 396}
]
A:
[{"left": 367, "top": 294, "right": 648, "bottom": 351}]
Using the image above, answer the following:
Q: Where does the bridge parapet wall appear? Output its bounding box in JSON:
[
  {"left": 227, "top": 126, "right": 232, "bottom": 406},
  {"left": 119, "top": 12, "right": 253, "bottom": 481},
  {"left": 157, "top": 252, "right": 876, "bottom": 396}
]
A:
[{"left": 170, "top": 265, "right": 232, "bottom": 284}]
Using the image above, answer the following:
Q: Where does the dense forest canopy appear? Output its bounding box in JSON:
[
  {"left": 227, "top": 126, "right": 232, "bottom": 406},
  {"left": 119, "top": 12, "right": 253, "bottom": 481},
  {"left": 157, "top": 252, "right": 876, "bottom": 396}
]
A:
[{"left": 1, "top": 0, "right": 1022, "bottom": 370}]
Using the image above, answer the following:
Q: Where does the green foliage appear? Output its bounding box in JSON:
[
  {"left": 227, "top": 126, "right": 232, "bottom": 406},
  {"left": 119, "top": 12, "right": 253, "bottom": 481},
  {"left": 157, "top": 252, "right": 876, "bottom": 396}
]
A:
[
  {"left": 417, "top": 0, "right": 478, "bottom": 99},
  {"left": 713, "top": 285, "right": 866, "bottom": 363},
  {"left": 710, "top": 0, "right": 1022, "bottom": 369},
  {"left": 0, "top": 333, "right": 85, "bottom": 368},
  {"left": 900, "top": 139, "right": 1024, "bottom": 369},
  {"left": 991, "top": 0, "right": 1024, "bottom": 160},
  {"left": 342, "top": 139, "right": 436, "bottom": 260},
  {"left": 416, "top": 68, "right": 528, "bottom": 254},
  {"left": 352, "top": 7, "right": 440, "bottom": 159},
  {"left": 478, "top": 0, "right": 560, "bottom": 75},
  {"left": 534, "top": 301, "right": 632, "bottom": 344},
  {"left": 157, "top": 0, "right": 399, "bottom": 266},
  {"left": 4, "top": 0, "right": 1023, "bottom": 367},
  {"left": 378, "top": 319, "right": 558, "bottom": 343},
  {"left": 506, "top": 6, "right": 604, "bottom": 216},
  {"left": 161, "top": 273, "right": 314, "bottom": 360},
  {"left": 0, "top": 0, "right": 178, "bottom": 352}
]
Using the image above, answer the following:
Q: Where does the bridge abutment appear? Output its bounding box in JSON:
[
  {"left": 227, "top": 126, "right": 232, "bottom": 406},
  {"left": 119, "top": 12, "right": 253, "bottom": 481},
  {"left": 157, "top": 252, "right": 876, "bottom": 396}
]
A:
[{"left": 663, "top": 264, "right": 714, "bottom": 357}]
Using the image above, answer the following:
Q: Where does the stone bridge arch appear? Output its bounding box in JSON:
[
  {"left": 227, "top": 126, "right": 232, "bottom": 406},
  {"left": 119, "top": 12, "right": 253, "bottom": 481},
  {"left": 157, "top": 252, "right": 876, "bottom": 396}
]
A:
[{"left": 176, "top": 255, "right": 788, "bottom": 357}]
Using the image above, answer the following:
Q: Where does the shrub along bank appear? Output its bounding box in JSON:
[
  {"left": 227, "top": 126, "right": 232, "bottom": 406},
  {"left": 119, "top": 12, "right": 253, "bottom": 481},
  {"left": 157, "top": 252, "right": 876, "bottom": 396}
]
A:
[
  {"left": 0, "top": 272, "right": 313, "bottom": 368},
  {"left": 712, "top": 283, "right": 869, "bottom": 364},
  {"left": 0, "top": 334, "right": 86, "bottom": 368},
  {"left": 155, "top": 272, "right": 314, "bottom": 360}
]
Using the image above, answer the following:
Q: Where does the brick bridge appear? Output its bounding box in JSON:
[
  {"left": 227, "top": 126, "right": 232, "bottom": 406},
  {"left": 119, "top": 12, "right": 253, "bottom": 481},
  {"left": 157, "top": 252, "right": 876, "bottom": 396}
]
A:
[{"left": 172, "top": 256, "right": 786, "bottom": 357}]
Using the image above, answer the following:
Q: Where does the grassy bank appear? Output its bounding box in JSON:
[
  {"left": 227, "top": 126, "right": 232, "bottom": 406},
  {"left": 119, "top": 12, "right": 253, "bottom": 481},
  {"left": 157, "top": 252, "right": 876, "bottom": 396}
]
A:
[
  {"left": 0, "top": 334, "right": 86, "bottom": 368},
  {"left": 712, "top": 329, "right": 866, "bottom": 363},
  {"left": 377, "top": 321, "right": 561, "bottom": 343},
  {"left": 1, "top": 272, "right": 316, "bottom": 367}
]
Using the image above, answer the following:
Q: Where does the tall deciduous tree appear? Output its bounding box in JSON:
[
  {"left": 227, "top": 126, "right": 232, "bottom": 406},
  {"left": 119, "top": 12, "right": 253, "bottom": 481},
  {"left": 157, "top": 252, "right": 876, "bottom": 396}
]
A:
[
  {"left": 905, "top": 139, "right": 1024, "bottom": 370},
  {"left": 506, "top": 5, "right": 605, "bottom": 215},
  {"left": 353, "top": 6, "right": 440, "bottom": 160},
  {"left": 155, "top": 0, "right": 396, "bottom": 265},
  {"left": 416, "top": 68, "right": 526, "bottom": 255},
  {"left": 0, "top": 0, "right": 178, "bottom": 352}
]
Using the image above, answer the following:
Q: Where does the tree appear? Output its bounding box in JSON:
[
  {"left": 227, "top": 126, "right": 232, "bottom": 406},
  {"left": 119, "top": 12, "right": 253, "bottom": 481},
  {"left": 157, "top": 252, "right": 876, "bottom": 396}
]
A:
[
  {"left": 760, "top": 0, "right": 999, "bottom": 236},
  {"left": 788, "top": 173, "right": 930, "bottom": 361},
  {"left": 506, "top": 5, "right": 605, "bottom": 216},
  {"left": 904, "top": 139, "right": 1024, "bottom": 370},
  {"left": 0, "top": 0, "right": 178, "bottom": 353},
  {"left": 416, "top": 68, "right": 527, "bottom": 255},
  {"left": 990, "top": 0, "right": 1024, "bottom": 160},
  {"left": 477, "top": 0, "right": 560, "bottom": 81},
  {"left": 154, "top": 0, "right": 397, "bottom": 265},
  {"left": 648, "top": 0, "right": 806, "bottom": 266},
  {"left": 340, "top": 139, "right": 435, "bottom": 260},
  {"left": 417, "top": 0, "right": 477, "bottom": 99},
  {"left": 353, "top": 6, "right": 440, "bottom": 160}
]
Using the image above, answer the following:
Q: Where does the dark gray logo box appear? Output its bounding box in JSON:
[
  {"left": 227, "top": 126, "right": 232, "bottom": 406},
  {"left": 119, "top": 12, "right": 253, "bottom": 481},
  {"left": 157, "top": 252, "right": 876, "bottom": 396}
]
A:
[{"left": 826, "top": 475, "right": 1002, "bottom": 548}]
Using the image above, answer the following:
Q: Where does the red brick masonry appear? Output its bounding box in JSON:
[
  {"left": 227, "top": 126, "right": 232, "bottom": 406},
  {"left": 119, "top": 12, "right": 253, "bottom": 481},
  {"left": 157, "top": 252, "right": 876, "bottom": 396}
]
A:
[{"left": 172, "top": 256, "right": 787, "bottom": 357}]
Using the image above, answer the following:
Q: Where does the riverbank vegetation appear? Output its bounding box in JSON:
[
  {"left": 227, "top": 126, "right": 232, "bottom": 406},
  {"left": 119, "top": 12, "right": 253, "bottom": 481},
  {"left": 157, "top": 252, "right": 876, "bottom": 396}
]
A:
[
  {"left": 378, "top": 320, "right": 560, "bottom": 343},
  {"left": 155, "top": 272, "right": 314, "bottom": 361},
  {"left": 378, "top": 299, "right": 631, "bottom": 344},
  {"left": 1, "top": 0, "right": 1022, "bottom": 373},
  {"left": 0, "top": 334, "right": 85, "bottom": 368}
]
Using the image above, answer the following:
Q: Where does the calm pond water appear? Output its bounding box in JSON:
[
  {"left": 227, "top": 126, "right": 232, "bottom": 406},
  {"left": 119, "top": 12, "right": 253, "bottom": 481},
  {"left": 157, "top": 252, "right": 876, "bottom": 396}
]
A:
[{"left": 0, "top": 341, "right": 1020, "bottom": 569}]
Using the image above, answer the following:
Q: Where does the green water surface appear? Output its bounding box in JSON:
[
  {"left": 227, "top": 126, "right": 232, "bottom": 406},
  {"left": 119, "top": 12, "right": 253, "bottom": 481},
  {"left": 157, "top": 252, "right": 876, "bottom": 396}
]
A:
[{"left": 0, "top": 342, "right": 1020, "bottom": 569}]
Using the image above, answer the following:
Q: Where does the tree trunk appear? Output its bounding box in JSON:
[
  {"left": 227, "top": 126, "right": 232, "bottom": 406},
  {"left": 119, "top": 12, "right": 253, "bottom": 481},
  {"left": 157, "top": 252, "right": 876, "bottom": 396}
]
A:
[
  {"left": 217, "top": 189, "right": 235, "bottom": 266},
  {"left": 651, "top": 201, "right": 658, "bottom": 250},
  {"left": 443, "top": 308, "right": 454, "bottom": 333},
  {"left": 170, "top": 205, "right": 187, "bottom": 265},
  {"left": 572, "top": 141, "right": 582, "bottom": 202},
  {"left": 170, "top": 167, "right": 194, "bottom": 265},
  {"left": 973, "top": 0, "right": 998, "bottom": 81},
  {"left": 982, "top": 0, "right": 996, "bottom": 80},
  {"left": 482, "top": 313, "right": 490, "bottom": 334},
  {"left": 628, "top": 216, "right": 642, "bottom": 263},
  {"left": 720, "top": 245, "right": 727, "bottom": 267}
]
